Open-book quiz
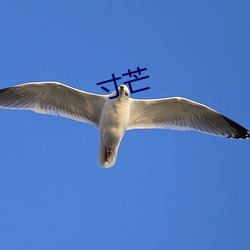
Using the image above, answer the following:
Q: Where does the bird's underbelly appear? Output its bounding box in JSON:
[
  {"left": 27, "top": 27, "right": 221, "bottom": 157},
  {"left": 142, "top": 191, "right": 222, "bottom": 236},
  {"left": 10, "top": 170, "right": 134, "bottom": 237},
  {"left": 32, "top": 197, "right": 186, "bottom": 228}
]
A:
[
  {"left": 102, "top": 129, "right": 123, "bottom": 147},
  {"left": 100, "top": 119, "right": 126, "bottom": 147},
  {"left": 99, "top": 112, "right": 128, "bottom": 147}
]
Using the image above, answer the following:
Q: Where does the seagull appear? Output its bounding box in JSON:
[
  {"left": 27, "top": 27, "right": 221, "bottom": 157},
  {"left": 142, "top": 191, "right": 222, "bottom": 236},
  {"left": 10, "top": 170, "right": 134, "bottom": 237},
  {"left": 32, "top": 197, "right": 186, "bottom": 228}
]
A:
[{"left": 0, "top": 82, "right": 249, "bottom": 168}]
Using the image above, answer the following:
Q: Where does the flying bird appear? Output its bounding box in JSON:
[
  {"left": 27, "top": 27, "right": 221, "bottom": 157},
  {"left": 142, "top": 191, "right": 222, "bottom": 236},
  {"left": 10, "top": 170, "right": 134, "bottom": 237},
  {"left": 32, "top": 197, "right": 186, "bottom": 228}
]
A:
[{"left": 0, "top": 82, "right": 249, "bottom": 168}]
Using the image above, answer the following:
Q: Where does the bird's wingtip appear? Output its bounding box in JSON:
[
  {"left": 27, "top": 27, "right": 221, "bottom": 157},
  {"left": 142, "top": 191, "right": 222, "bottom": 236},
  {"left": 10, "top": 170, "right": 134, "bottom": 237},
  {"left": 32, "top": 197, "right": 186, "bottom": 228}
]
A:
[
  {"left": 222, "top": 115, "right": 250, "bottom": 139},
  {"left": 247, "top": 130, "right": 250, "bottom": 139}
]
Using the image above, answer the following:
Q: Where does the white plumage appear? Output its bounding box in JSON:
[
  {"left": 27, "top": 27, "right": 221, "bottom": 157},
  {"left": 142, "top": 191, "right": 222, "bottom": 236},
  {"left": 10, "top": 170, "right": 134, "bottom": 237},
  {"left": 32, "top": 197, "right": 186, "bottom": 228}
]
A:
[{"left": 0, "top": 82, "right": 249, "bottom": 167}]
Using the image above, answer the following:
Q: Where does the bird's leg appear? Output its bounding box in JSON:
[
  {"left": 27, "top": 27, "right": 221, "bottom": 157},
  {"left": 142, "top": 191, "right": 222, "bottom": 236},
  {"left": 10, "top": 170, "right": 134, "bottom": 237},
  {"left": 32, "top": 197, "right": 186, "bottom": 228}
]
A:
[{"left": 105, "top": 149, "right": 112, "bottom": 162}]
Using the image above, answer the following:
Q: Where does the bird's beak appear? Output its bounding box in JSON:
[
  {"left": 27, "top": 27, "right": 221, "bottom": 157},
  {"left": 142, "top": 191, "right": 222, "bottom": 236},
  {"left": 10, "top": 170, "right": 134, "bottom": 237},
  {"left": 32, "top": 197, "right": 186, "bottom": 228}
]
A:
[{"left": 120, "top": 85, "right": 125, "bottom": 94}]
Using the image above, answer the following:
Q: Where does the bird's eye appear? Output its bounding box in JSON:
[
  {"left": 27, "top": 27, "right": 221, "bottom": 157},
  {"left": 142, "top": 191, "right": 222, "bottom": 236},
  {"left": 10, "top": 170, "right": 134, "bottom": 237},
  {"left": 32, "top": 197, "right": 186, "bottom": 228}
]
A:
[{"left": 125, "top": 92, "right": 129, "bottom": 96}]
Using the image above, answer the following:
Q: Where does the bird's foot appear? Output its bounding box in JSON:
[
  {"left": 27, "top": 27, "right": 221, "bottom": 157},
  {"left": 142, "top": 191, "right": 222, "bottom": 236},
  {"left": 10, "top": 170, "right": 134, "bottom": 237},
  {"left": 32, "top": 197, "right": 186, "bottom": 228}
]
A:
[{"left": 105, "top": 149, "right": 112, "bottom": 162}]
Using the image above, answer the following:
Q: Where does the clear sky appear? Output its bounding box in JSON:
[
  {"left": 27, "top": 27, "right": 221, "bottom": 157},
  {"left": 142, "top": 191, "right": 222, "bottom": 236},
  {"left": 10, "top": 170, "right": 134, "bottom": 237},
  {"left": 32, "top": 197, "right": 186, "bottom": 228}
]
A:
[{"left": 0, "top": 1, "right": 249, "bottom": 249}]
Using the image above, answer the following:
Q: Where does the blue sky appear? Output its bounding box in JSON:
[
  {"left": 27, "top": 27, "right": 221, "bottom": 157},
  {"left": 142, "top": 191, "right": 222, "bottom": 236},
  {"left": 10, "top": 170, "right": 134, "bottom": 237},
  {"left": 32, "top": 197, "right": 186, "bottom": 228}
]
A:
[{"left": 0, "top": 1, "right": 249, "bottom": 249}]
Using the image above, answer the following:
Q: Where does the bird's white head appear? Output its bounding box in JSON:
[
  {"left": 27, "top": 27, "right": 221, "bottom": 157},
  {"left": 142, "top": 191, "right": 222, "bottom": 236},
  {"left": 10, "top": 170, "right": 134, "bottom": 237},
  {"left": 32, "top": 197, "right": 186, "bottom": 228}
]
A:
[
  {"left": 119, "top": 84, "right": 130, "bottom": 98},
  {"left": 109, "top": 84, "right": 130, "bottom": 100}
]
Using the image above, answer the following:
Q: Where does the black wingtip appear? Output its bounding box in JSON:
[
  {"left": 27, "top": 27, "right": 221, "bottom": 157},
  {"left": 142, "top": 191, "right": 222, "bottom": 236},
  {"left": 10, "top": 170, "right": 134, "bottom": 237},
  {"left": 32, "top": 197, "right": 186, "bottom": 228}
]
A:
[
  {"left": 222, "top": 115, "right": 250, "bottom": 139},
  {"left": 247, "top": 131, "right": 250, "bottom": 138}
]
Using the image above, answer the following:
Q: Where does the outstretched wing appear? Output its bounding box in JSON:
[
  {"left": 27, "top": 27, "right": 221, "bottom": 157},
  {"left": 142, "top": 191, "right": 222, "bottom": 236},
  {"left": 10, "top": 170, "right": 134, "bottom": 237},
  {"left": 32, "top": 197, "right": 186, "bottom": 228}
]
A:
[
  {"left": 128, "top": 97, "right": 249, "bottom": 139},
  {"left": 0, "top": 82, "right": 106, "bottom": 127}
]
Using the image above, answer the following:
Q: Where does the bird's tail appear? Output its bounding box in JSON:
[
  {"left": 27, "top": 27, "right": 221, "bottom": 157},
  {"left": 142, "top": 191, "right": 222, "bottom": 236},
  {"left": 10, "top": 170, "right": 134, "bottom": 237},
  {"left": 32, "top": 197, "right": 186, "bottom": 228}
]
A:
[{"left": 98, "top": 144, "right": 119, "bottom": 168}]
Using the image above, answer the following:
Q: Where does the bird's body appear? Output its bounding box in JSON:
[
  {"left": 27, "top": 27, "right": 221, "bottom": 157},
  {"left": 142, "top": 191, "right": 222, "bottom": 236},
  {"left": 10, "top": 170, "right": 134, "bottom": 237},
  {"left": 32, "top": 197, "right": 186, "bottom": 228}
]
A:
[
  {"left": 0, "top": 82, "right": 249, "bottom": 168},
  {"left": 98, "top": 86, "right": 130, "bottom": 167}
]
